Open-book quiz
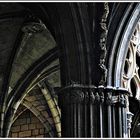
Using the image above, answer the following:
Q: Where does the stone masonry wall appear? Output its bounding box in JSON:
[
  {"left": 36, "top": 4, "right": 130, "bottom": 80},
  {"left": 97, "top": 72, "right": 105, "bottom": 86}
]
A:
[{"left": 9, "top": 109, "right": 47, "bottom": 138}]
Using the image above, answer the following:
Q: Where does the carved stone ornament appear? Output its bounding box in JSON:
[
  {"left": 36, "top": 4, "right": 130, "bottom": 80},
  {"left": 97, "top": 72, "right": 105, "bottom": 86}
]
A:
[
  {"left": 89, "top": 90, "right": 95, "bottom": 103},
  {"left": 100, "top": 92, "right": 105, "bottom": 103},
  {"left": 70, "top": 90, "right": 84, "bottom": 103},
  {"left": 119, "top": 94, "right": 126, "bottom": 107},
  {"left": 127, "top": 112, "right": 133, "bottom": 129},
  {"left": 22, "top": 21, "right": 46, "bottom": 34},
  {"left": 99, "top": 2, "right": 109, "bottom": 85},
  {"left": 95, "top": 92, "right": 100, "bottom": 104},
  {"left": 84, "top": 91, "right": 89, "bottom": 103},
  {"left": 58, "top": 85, "right": 130, "bottom": 107},
  {"left": 106, "top": 92, "right": 112, "bottom": 105}
]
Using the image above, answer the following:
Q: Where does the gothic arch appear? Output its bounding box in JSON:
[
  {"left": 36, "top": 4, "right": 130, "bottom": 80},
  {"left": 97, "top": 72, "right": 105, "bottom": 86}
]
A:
[{"left": 0, "top": 2, "right": 139, "bottom": 138}]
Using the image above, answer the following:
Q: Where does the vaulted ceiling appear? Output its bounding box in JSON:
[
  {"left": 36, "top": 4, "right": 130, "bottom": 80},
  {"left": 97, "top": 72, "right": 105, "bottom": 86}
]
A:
[{"left": 0, "top": 3, "right": 61, "bottom": 137}]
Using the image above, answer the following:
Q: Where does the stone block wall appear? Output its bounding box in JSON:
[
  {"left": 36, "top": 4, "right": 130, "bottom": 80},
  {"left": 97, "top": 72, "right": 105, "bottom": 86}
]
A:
[{"left": 9, "top": 109, "right": 48, "bottom": 138}]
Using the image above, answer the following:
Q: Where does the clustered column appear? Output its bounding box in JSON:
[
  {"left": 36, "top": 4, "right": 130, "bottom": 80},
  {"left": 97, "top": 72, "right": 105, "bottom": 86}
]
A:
[{"left": 58, "top": 84, "right": 132, "bottom": 138}]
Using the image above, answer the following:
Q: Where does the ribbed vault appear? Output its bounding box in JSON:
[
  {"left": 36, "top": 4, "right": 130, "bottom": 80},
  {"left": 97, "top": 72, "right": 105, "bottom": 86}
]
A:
[
  {"left": 0, "top": 3, "right": 61, "bottom": 137},
  {"left": 0, "top": 2, "right": 139, "bottom": 138}
]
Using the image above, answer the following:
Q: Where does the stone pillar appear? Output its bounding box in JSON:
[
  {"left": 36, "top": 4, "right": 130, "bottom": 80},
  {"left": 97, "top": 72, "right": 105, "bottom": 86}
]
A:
[{"left": 58, "top": 84, "right": 132, "bottom": 138}]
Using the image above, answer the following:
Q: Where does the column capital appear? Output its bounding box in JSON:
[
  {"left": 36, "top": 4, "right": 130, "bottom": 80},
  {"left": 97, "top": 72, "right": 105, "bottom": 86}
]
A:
[{"left": 58, "top": 84, "right": 131, "bottom": 107}]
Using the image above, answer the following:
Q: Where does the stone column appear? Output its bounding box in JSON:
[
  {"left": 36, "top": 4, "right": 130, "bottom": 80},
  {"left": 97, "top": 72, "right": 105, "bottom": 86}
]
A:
[{"left": 58, "top": 84, "right": 132, "bottom": 138}]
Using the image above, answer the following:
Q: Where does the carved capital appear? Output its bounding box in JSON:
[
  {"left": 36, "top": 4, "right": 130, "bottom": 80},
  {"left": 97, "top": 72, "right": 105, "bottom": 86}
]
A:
[
  {"left": 89, "top": 90, "right": 95, "bottom": 104},
  {"left": 58, "top": 84, "right": 130, "bottom": 107},
  {"left": 95, "top": 92, "right": 100, "bottom": 104},
  {"left": 119, "top": 94, "right": 126, "bottom": 107},
  {"left": 71, "top": 90, "right": 84, "bottom": 103},
  {"left": 100, "top": 92, "right": 105, "bottom": 103},
  {"left": 106, "top": 92, "right": 112, "bottom": 105},
  {"left": 84, "top": 91, "right": 89, "bottom": 104}
]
